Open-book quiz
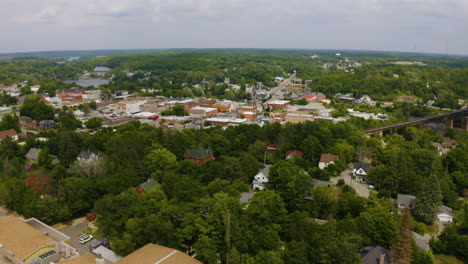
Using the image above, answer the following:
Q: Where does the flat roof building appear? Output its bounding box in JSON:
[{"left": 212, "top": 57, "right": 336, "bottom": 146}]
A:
[{"left": 116, "top": 243, "right": 201, "bottom": 264}]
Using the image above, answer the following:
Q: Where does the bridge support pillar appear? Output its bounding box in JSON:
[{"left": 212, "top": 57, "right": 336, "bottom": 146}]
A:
[
  {"left": 463, "top": 116, "right": 468, "bottom": 130},
  {"left": 445, "top": 119, "right": 454, "bottom": 130}
]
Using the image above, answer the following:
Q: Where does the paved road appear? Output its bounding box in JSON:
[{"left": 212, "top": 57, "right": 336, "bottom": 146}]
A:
[
  {"left": 266, "top": 74, "right": 296, "bottom": 103},
  {"left": 330, "top": 168, "right": 370, "bottom": 198},
  {"left": 60, "top": 222, "right": 95, "bottom": 255}
]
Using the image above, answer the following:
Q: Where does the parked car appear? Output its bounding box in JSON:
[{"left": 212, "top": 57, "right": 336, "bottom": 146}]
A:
[
  {"left": 368, "top": 185, "right": 375, "bottom": 189},
  {"left": 79, "top": 235, "right": 93, "bottom": 244}
]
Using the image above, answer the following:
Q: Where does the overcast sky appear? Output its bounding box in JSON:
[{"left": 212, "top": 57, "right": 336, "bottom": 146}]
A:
[{"left": 1, "top": 0, "right": 468, "bottom": 55}]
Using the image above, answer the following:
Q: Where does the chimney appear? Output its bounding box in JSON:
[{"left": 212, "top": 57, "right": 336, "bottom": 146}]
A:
[{"left": 379, "top": 254, "right": 385, "bottom": 264}]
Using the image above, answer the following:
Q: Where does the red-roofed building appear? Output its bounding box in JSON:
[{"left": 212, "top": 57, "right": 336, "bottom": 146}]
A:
[
  {"left": 319, "top": 153, "right": 339, "bottom": 169},
  {"left": 0, "top": 129, "right": 19, "bottom": 141},
  {"left": 24, "top": 176, "right": 51, "bottom": 194},
  {"left": 286, "top": 150, "right": 303, "bottom": 159},
  {"left": 303, "top": 95, "right": 317, "bottom": 101},
  {"left": 267, "top": 143, "right": 276, "bottom": 154},
  {"left": 312, "top": 98, "right": 331, "bottom": 104}
]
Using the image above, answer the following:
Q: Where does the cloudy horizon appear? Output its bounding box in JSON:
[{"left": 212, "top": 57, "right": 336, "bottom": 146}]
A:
[{"left": 1, "top": 0, "right": 468, "bottom": 55}]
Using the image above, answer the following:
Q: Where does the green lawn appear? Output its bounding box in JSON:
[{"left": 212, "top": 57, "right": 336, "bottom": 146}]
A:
[{"left": 435, "top": 255, "right": 463, "bottom": 264}]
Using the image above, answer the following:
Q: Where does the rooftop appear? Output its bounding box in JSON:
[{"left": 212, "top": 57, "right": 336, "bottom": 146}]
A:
[
  {"left": 58, "top": 254, "right": 96, "bottom": 264},
  {"left": 0, "top": 215, "right": 55, "bottom": 260},
  {"left": 268, "top": 100, "right": 290, "bottom": 105},
  {"left": 0, "top": 129, "right": 17, "bottom": 140},
  {"left": 320, "top": 153, "right": 339, "bottom": 163},
  {"left": 116, "top": 243, "right": 201, "bottom": 264},
  {"left": 184, "top": 147, "right": 213, "bottom": 160}
]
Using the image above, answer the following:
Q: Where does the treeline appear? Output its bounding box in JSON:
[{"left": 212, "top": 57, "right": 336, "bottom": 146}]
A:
[{"left": 306, "top": 66, "right": 467, "bottom": 108}]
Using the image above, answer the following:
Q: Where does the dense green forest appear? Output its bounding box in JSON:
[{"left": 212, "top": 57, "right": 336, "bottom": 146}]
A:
[{"left": 0, "top": 111, "right": 466, "bottom": 263}]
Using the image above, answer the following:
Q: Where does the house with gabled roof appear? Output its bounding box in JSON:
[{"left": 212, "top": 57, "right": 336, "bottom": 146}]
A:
[
  {"left": 0, "top": 129, "right": 19, "bottom": 141},
  {"left": 397, "top": 194, "right": 417, "bottom": 209},
  {"left": 184, "top": 147, "right": 214, "bottom": 164},
  {"left": 318, "top": 153, "right": 339, "bottom": 169},
  {"left": 360, "top": 245, "right": 391, "bottom": 264},
  {"left": 135, "top": 178, "right": 160, "bottom": 194},
  {"left": 286, "top": 150, "right": 302, "bottom": 160},
  {"left": 353, "top": 162, "right": 371, "bottom": 182},
  {"left": 253, "top": 165, "right": 270, "bottom": 191}
]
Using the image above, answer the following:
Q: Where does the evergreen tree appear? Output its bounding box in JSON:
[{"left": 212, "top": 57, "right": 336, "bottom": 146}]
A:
[
  {"left": 414, "top": 174, "right": 442, "bottom": 224},
  {"left": 391, "top": 207, "right": 413, "bottom": 264}
]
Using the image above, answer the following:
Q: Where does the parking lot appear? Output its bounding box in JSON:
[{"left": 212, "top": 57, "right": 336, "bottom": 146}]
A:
[{"left": 60, "top": 222, "right": 96, "bottom": 255}]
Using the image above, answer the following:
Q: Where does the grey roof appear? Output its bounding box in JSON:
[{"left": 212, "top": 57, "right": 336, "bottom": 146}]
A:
[
  {"left": 437, "top": 205, "right": 453, "bottom": 216},
  {"left": 412, "top": 232, "right": 430, "bottom": 251},
  {"left": 94, "top": 67, "right": 111, "bottom": 72},
  {"left": 360, "top": 245, "right": 391, "bottom": 264},
  {"left": 26, "top": 148, "right": 41, "bottom": 161},
  {"left": 397, "top": 194, "right": 417, "bottom": 207},
  {"left": 354, "top": 162, "right": 371, "bottom": 172},
  {"left": 92, "top": 245, "right": 122, "bottom": 263},
  {"left": 239, "top": 192, "right": 254, "bottom": 203},
  {"left": 258, "top": 165, "right": 271, "bottom": 177}
]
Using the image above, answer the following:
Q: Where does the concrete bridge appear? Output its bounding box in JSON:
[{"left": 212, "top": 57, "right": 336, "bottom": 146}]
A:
[{"left": 364, "top": 108, "right": 468, "bottom": 136}]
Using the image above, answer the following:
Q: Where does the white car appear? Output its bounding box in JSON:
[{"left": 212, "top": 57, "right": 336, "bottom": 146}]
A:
[
  {"left": 368, "top": 185, "right": 375, "bottom": 190},
  {"left": 79, "top": 235, "right": 93, "bottom": 244}
]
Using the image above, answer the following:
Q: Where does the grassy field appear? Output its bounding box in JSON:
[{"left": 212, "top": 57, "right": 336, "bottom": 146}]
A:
[{"left": 435, "top": 255, "right": 463, "bottom": 264}]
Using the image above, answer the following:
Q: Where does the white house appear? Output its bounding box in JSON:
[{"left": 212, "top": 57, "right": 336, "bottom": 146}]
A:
[
  {"left": 353, "top": 162, "right": 371, "bottom": 182},
  {"left": 318, "top": 153, "right": 339, "bottom": 169},
  {"left": 253, "top": 165, "right": 271, "bottom": 191},
  {"left": 437, "top": 205, "right": 454, "bottom": 222}
]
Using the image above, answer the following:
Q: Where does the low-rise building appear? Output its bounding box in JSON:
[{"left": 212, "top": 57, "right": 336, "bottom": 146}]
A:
[
  {"left": 360, "top": 245, "right": 391, "bottom": 264},
  {"left": 189, "top": 107, "right": 218, "bottom": 118},
  {"left": 19, "top": 116, "right": 37, "bottom": 130},
  {"left": 287, "top": 103, "right": 326, "bottom": 115},
  {"left": 135, "top": 178, "right": 160, "bottom": 194},
  {"left": 0, "top": 129, "right": 19, "bottom": 141},
  {"left": 286, "top": 150, "right": 302, "bottom": 160},
  {"left": 116, "top": 243, "right": 201, "bottom": 264},
  {"left": 432, "top": 137, "right": 456, "bottom": 155},
  {"left": 206, "top": 117, "right": 248, "bottom": 127},
  {"left": 253, "top": 165, "right": 271, "bottom": 191},
  {"left": 437, "top": 205, "right": 453, "bottom": 222},
  {"left": 397, "top": 194, "right": 417, "bottom": 209},
  {"left": 184, "top": 147, "right": 214, "bottom": 164},
  {"left": 116, "top": 100, "right": 147, "bottom": 112},
  {"left": 266, "top": 100, "right": 290, "bottom": 109},
  {"left": 0, "top": 215, "right": 78, "bottom": 264},
  {"left": 38, "top": 120, "right": 56, "bottom": 130},
  {"left": 318, "top": 153, "right": 339, "bottom": 169},
  {"left": 352, "top": 162, "right": 371, "bottom": 182},
  {"left": 285, "top": 113, "right": 314, "bottom": 123}
]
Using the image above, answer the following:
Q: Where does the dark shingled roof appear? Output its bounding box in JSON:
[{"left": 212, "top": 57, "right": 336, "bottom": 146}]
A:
[
  {"left": 354, "top": 162, "right": 371, "bottom": 173},
  {"left": 184, "top": 147, "right": 213, "bottom": 160},
  {"left": 360, "top": 245, "right": 391, "bottom": 264}
]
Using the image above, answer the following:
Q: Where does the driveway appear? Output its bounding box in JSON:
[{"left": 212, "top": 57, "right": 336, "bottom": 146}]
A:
[
  {"left": 60, "top": 222, "right": 95, "bottom": 255},
  {"left": 330, "top": 168, "right": 370, "bottom": 198}
]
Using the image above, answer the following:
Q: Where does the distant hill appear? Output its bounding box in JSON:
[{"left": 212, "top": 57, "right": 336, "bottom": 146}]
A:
[{"left": 0, "top": 48, "right": 467, "bottom": 61}]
